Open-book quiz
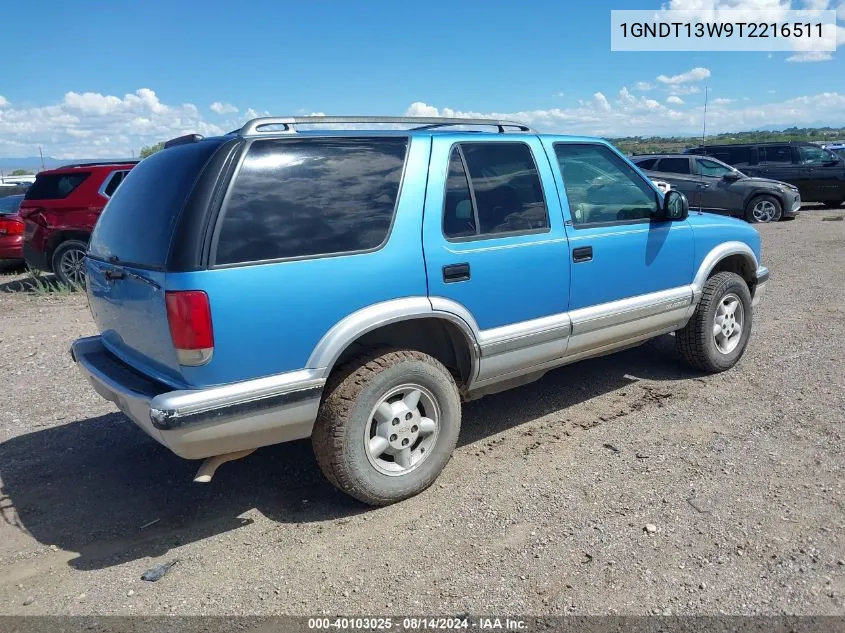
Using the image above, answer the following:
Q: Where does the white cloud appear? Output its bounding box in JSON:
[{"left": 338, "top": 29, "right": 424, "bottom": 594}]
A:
[
  {"left": 405, "top": 91, "right": 845, "bottom": 137},
  {"left": 554, "top": 91, "right": 565, "bottom": 97},
  {"left": 633, "top": 82, "right": 654, "bottom": 91},
  {"left": 786, "top": 51, "right": 834, "bottom": 61},
  {"left": 4, "top": 83, "right": 845, "bottom": 159},
  {"left": 593, "top": 92, "right": 612, "bottom": 112},
  {"left": 0, "top": 88, "right": 233, "bottom": 158},
  {"left": 656, "top": 67, "right": 711, "bottom": 85},
  {"left": 210, "top": 101, "right": 238, "bottom": 114},
  {"left": 0, "top": 95, "right": 9, "bottom": 108},
  {"left": 711, "top": 97, "right": 737, "bottom": 105}
]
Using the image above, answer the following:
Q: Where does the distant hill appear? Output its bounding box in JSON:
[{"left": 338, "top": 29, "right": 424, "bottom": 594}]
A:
[{"left": 608, "top": 126, "right": 845, "bottom": 155}]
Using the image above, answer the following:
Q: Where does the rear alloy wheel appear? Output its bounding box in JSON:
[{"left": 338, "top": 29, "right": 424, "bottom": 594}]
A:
[
  {"left": 51, "top": 240, "right": 88, "bottom": 287},
  {"left": 312, "top": 348, "right": 461, "bottom": 506},
  {"left": 745, "top": 195, "right": 782, "bottom": 223}
]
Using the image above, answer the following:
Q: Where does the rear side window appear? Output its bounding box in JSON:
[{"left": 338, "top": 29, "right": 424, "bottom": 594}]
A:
[
  {"left": 88, "top": 140, "right": 223, "bottom": 269},
  {"left": 102, "top": 170, "right": 128, "bottom": 197},
  {"left": 713, "top": 146, "right": 755, "bottom": 166},
  {"left": 762, "top": 145, "right": 793, "bottom": 164},
  {"left": 24, "top": 172, "right": 89, "bottom": 200},
  {"left": 442, "top": 142, "right": 548, "bottom": 240},
  {"left": 214, "top": 137, "right": 408, "bottom": 265},
  {"left": 655, "top": 158, "right": 690, "bottom": 174}
]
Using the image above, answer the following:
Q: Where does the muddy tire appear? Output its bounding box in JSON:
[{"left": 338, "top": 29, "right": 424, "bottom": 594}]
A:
[
  {"left": 677, "top": 272, "right": 752, "bottom": 373},
  {"left": 312, "top": 348, "right": 461, "bottom": 506}
]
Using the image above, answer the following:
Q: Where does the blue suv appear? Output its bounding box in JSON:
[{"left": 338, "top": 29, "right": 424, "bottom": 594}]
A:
[{"left": 71, "top": 116, "right": 769, "bottom": 505}]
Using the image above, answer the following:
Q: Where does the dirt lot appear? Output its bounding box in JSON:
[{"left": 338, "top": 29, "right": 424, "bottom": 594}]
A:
[{"left": 0, "top": 209, "right": 843, "bottom": 617}]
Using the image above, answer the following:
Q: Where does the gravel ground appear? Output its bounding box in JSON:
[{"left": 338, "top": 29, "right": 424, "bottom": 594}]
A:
[{"left": 0, "top": 208, "right": 843, "bottom": 617}]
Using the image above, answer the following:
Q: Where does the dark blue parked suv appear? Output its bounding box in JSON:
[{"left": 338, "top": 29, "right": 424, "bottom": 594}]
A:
[{"left": 71, "top": 116, "right": 769, "bottom": 505}]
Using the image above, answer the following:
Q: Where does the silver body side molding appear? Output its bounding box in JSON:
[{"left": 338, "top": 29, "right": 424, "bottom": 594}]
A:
[{"left": 308, "top": 244, "right": 762, "bottom": 397}]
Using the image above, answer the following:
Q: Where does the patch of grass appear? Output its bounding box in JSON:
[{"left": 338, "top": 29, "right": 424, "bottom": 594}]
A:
[{"left": 1, "top": 267, "right": 83, "bottom": 295}]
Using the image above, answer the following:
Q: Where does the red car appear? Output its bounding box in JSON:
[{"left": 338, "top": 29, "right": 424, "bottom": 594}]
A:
[
  {"left": 0, "top": 194, "right": 25, "bottom": 264},
  {"left": 20, "top": 160, "right": 137, "bottom": 285}
]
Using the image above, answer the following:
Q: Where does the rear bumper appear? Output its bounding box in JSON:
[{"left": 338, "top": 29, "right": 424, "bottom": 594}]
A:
[
  {"left": 752, "top": 265, "right": 769, "bottom": 308},
  {"left": 70, "top": 336, "right": 324, "bottom": 460},
  {"left": 0, "top": 235, "right": 23, "bottom": 260}
]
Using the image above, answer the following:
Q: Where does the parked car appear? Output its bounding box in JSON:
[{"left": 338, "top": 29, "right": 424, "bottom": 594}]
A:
[
  {"left": 822, "top": 142, "right": 845, "bottom": 160},
  {"left": 70, "top": 117, "right": 769, "bottom": 506},
  {"left": 0, "top": 193, "right": 25, "bottom": 264},
  {"left": 19, "top": 160, "right": 137, "bottom": 285},
  {"left": 632, "top": 154, "right": 800, "bottom": 223},
  {"left": 686, "top": 141, "right": 845, "bottom": 209}
]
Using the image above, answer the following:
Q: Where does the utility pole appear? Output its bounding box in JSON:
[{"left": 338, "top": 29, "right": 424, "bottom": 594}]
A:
[
  {"left": 701, "top": 85, "right": 708, "bottom": 148},
  {"left": 38, "top": 145, "right": 45, "bottom": 171}
]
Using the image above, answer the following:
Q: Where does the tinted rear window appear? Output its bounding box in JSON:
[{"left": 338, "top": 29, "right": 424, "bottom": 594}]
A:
[
  {"left": 24, "top": 172, "right": 89, "bottom": 200},
  {"left": 213, "top": 137, "right": 407, "bottom": 265},
  {"left": 0, "top": 195, "right": 24, "bottom": 215},
  {"left": 88, "top": 140, "right": 222, "bottom": 268}
]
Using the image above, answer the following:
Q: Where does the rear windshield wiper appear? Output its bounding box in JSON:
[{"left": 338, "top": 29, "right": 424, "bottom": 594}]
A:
[{"left": 104, "top": 266, "right": 161, "bottom": 290}]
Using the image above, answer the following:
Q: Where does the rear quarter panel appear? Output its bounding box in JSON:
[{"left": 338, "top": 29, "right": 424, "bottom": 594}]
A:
[{"left": 166, "top": 135, "right": 432, "bottom": 387}]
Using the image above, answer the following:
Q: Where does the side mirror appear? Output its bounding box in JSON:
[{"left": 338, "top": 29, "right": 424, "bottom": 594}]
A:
[
  {"left": 722, "top": 172, "right": 741, "bottom": 181},
  {"left": 660, "top": 190, "right": 688, "bottom": 221}
]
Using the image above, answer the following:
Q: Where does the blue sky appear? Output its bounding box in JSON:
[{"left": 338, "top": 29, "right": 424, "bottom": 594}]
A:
[{"left": 0, "top": 0, "right": 843, "bottom": 158}]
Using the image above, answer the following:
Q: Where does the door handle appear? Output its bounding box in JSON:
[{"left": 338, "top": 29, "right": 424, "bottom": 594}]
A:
[
  {"left": 572, "top": 246, "right": 593, "bottom": 263},
  {"left": 697, "top": 183, "right": 710, "bottom": 189},
  {"left": 443, "top": 263, "right": 470, "bottom": 283}
]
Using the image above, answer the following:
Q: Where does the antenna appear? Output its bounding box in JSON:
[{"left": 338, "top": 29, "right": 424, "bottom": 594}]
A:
[
  {"left": 38, "top": 146, "right": 45, "bottom": 171},
  {"left": 701, "top": 85, "right": 708, "bottom": 148}
]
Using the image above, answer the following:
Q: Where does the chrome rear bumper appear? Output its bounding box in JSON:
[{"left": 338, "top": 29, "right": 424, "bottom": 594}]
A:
[
  {"left": 752, "top": 265, "right": 769, "bottom": 307},
  {"left": 71, "top": 336, "right": 324, "bottom": 459}
]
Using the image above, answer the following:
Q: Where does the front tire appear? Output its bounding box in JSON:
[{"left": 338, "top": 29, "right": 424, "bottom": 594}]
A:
[
  {"left": 51, "top": 239, "right": 88, "bottom": 287},
  {"left": 312, "top": 349, "right": 462, "bottom": 506},
  {"left": 745, "top": 195, "right": 782, "bottom": 223},
  {"left": 677, "top": 272, "right": 752, "bottom": 373}
]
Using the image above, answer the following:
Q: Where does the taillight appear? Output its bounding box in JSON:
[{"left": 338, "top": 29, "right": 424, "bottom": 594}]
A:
[
  {"left": 0, "top": 217, "right": 24, "bottom": 236},
  {"left": 165, "top": 290, "right": 214, "bottom": 366}
]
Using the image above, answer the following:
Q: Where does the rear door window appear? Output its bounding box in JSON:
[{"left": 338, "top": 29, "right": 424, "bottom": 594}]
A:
[
  {"left": 442, "top": 142, "right": 548, "bottom": 240},
  {"left": 762, "top": 145, "right": 793, "bottom": 164},
  {"left": 102, "top": 170, "right": 129, "bottom": 197},
  {"left": 655, "top": 158, "right": 691, "bottom": 174},
  {"left": 24, "top": 173, "right": 89, "bottom": 200},
  {"left": 213, "top": 137, "right": 408, "bottom": 265},
  {"left": 88, "top": 139, "right": 223, "bottom": 269}
]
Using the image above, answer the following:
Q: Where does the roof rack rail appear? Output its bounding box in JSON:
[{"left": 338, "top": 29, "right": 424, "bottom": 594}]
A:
[
  {"left": 237, "top": 116, "right": 534, "bottom": 136},
  {"left": 59, "top": 159, "right": 139, "bottom": 169}
]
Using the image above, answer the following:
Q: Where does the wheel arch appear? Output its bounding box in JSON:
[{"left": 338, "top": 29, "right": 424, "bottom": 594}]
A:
[
  {"left": 692, "top": 242, "right": 758, "bottom": 296},
  {"left": 47, "top": 230, "right": 90, "bottom": 262},
  {"left": 743, "top": 190, "right": 786, "bottom": 217},
  {"left": 307, "top": 297, "right": 481, "bottom": 389}
]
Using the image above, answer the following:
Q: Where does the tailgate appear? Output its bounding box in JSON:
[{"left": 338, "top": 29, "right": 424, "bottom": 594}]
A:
[{"left": 86, "top": 258, "right": 184, "bottom": 387}]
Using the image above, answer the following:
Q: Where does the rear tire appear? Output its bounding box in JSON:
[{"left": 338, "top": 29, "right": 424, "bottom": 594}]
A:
[
  {"left": 677, "top": 271, "right": 752, "bottom": 373},
  {"left": 822, "top": 200, "right": 844, "bottom": 209},
  {"left": 744, "top": 195, "right": 782, "bottom": 223},
  {"left": 51, "top": 239, "right": 88, "bottom": 287},
  {"left": 312, "top": 348, "right": 462, "bottom": 506}
]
